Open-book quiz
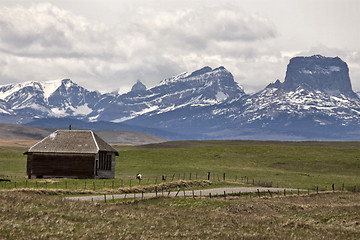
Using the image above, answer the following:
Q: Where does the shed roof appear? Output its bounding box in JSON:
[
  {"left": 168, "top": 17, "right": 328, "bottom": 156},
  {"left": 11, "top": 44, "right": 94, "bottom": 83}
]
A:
[{"left": 26, "top": 130, "right": 119, "bottom": 155}]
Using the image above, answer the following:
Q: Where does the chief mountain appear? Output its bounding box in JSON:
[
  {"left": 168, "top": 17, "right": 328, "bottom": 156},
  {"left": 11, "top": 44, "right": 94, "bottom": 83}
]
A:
[{"left": 0, "top": 55, "right": 359, "bottom": 141}]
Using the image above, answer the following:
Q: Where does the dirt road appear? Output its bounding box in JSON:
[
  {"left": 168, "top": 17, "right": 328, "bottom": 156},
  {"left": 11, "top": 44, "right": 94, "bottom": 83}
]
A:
[{"left": 64, "top": 187, "right": 301, "bottom": 202}]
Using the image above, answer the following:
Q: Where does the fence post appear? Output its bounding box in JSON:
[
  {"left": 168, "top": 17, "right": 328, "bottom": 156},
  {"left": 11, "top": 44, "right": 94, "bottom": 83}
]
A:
[
  {"left": 257, "top": 189, "right": 260, "bottom": 198},
  {"left": 104, "top": 194, "right": 107, "bottom": 203},
  {"left": 224, "top": 191, "right": 226, "bottom": 199},
  {"left": 223, "top": 173, "right": 226, "bottom": 182},
  {"left": 316, "top": 186, "right": 319, "bottom": 194},
  {"left": 207, "top": 172, "right": 211, "bottom": 180},
  {"left": 268, "top": 190, "right": 272, "bottom": 198},
  {"left": 284, "top": 189, "right": 286, "bottom": 196},
  {"left": 189, "top": 172, "right": 192, "bottom": 180},
  {"left": 332, "top": 184, "right": 334, "bottom": 192}
]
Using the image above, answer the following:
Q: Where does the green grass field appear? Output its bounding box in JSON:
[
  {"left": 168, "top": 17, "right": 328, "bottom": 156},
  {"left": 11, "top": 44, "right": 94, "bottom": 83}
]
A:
[
  {"left": 1, "top": 140, "right": 360, "bottom": 239},
  {"left": 1, "top": 140, "right": 360, "bottom": 191}
]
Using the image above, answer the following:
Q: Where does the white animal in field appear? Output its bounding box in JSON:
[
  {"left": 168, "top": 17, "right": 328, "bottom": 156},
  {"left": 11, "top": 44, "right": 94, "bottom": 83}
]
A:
[{"left": 136, "top": 173, "right": 142, "bottom": 180}]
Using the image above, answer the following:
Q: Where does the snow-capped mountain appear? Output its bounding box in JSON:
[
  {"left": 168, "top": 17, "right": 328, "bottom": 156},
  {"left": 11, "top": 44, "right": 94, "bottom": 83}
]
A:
[
  {"left": 196, "top": 55, "right": 360, "bottom": 140},
  {"left": 122, "top": 55, "right": 360, "bottom": 140},
  {"left": 88, "top": 66, "right": 246, "bottom": 122},
  {"left": 1, "top": 55, "right": 360, "bottom": 140},
  {"left": 0, "top": 79, "right": 100, "bottom": 122}
]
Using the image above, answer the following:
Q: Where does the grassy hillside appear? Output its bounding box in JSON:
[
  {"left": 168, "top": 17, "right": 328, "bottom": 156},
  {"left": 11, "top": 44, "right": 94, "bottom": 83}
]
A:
[
  {"left": 117, "top": 142, "right": 360, "bottom": 189},
  {"left": 1, "top": 140, "right": 359, "bottom": 191}
]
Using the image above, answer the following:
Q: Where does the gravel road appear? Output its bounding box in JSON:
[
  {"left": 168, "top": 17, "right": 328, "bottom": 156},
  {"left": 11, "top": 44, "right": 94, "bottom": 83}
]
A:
[{"left": 64, "top": 187, "right": 302, "bottom": 202}]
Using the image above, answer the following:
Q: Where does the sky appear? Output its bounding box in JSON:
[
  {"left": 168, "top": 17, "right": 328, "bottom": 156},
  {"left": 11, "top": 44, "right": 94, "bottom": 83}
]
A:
[{"left": 0, "top": 0, "right": 359, "bottom": 94}]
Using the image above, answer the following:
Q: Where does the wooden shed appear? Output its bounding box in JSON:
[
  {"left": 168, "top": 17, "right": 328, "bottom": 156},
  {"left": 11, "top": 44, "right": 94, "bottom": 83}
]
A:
[{"left": 25, "top": 130, "right": 119, "bottom": 179}]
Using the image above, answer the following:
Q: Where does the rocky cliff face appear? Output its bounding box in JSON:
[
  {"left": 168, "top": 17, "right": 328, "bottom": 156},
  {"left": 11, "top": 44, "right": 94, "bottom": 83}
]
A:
[{"left": 282, "top": 55, "right": 354, "bottom": 96}]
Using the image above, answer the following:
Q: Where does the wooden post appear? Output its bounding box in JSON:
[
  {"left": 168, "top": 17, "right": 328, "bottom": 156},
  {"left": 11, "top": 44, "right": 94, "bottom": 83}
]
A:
[
  {"left": 298, "top": 189, "right": 299, "bottom": 195},
  {"left": 257, "top": 189, "right": 260, "bottom": 198},
  {"left": 284, "top": 189, "right": 286, "bottom": 196},
  {"left": 172, "top": 174, "right": 175, "bottom": 181},
  {"left": 268, "top": 190, "right": 272, "bottom": 198},
  {"left": 224, "top": 191, "right": 226, "bottom": 199},
  {"left": 252, "top": 179, "right": 254, "bottom": 185},
  {"left": 209, "top": 192, "right": 212, "bottom": 199},
  {"left": 155, "top": 187, "right": 158, "bottom": 197},
  {"left": 124, "top": 194, "right": 127, "bottom": 200},
  {"left": 332, "top": 184, "right": 334, "bottom": 192},
  {"left": 112, "top": 195, "right": 115, "bottom": 203},
  {"left": 316, "top": 186, "right": 319, "bottom": 194},
  {"left": 223, "top": 173, "right": 226, "bottom": 182},
  {"left": 207, "top": 172, "right": 211, "bottom": 180},
  {"left": 104, "top": 194, "right": 107, "bottom": 203},
  {"left": 189, "top": 172, "right": 192, "bottom": 180},
  {"left": 175, "top": 189, "right": 181, "bottom": 197},
  {"left": 183, "top": 188, "right": 186, "bottom": 199},
  {"left": 192, "top": 190, "right": 195, "bottom": 199}
]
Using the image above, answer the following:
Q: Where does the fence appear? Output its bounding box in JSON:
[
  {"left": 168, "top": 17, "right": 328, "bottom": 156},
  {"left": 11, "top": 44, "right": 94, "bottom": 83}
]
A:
[{"left": 1, "top": 172, "right": 359, "bottom": 196}]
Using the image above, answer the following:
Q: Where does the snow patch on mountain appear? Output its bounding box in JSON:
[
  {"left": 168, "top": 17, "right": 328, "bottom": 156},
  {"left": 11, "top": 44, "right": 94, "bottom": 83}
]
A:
[{"left": 42, "top": 79, "right": 63, "bottom": 99}]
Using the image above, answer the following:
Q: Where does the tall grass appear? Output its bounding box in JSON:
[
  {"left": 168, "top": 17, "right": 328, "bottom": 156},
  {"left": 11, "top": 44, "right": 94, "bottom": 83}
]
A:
[{"left": 1, "top": 191, "right": 359, "bottom": 239}]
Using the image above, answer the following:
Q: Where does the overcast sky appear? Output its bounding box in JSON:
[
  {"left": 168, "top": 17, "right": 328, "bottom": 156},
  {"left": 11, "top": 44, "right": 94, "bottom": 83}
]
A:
[{"left": 0, "top": 0, "right": 359, "bottom": 94}]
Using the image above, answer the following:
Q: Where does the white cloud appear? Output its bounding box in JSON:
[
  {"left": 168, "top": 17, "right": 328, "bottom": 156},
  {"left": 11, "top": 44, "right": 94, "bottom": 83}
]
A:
[{"left": 0, "top": 1, "right": 358, "bottom": 95}]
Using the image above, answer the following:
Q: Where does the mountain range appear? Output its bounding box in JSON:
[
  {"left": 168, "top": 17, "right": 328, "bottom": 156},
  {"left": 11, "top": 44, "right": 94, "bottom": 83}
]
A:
[{"left": 0, "top": 55, "right": 359, "bottom": 141}]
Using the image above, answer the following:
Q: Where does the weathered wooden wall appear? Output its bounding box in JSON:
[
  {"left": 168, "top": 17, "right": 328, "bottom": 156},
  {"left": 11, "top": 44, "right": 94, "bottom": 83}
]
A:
[{"left": 27, "top": 153, "right": 95, "bottom": 179}]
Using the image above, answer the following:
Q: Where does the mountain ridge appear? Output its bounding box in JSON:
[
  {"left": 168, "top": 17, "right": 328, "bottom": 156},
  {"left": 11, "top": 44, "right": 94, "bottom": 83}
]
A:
[{"left": 1, "top": 55, "right": 359, "bottom": 140}]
